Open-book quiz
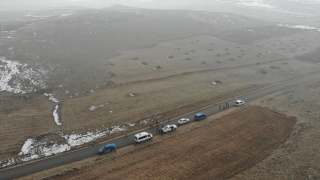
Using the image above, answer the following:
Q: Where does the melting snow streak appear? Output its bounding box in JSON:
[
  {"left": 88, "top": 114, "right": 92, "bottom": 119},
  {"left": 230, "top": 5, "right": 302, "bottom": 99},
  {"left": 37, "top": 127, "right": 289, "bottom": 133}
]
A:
[{"left": 53, "top": 105, "right": 61, "bottom": 126}]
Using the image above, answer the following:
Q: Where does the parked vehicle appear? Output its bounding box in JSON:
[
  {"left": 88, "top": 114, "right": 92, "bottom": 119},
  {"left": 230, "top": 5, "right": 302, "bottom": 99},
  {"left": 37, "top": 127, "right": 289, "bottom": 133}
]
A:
[
  {"left": 235, "top": 100, "right": 245, "bottom": 106},
  {"left": 134, "top": 132, "right": 153, "bottom": 143},
  {"left": 98, "top": 143, "right": 116, "bottom": 154},
  {"left": 162, "top": 124, "right": 177, "bottom": 133},
  {"left": 194, "top": 112, "right": 207, "bottom": 121},
  {"left": 178, "top": 118, "right": 190, "bottom": 125}
]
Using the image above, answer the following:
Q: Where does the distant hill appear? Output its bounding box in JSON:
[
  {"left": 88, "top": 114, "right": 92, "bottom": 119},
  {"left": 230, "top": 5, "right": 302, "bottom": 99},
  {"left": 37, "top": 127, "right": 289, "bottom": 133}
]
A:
[{"left": 108, "top": 4, "right": 140, "bottom": 10}]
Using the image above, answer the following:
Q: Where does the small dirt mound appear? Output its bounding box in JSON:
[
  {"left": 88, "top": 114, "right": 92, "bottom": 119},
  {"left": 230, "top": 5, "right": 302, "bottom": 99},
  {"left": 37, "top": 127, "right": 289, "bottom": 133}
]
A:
[
  {"left": 270, "top": 65, "right": 281, "bottom": 70},
  {"left": 259, "top": 71, "right": 267, "bottom": 74},
  {"left": 139, "top": 61, "right": 148, "bottom": 65}
]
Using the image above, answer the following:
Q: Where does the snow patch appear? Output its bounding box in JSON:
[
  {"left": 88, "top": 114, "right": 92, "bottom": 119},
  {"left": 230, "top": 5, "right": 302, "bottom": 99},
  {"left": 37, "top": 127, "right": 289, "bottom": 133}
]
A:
[
  {"left": 126, "top": 122, "right": 136, "bottom": 127},
  {"left": 44, "top": 93, "right": 60, "bottom": 103},
  {"left": 1, "top": 158, "right": 16, "bottom": 168},
  {"left": 140, "top": 118, "right": 151, "bottom": 124},
  {"left": 278, "top": 24, "right": 320, "bottom": 31},
  {"left": 63, "top": 131, "right": 108, "bottom": 147},
  {"left": 89, "top": 105, "right": 98, "bottom": 111},
  {"left": 0, "top": 57, "right": 52, "bottom": 94},
  {"left": 110, "top": 126, "right": 127, "bottom": 134},
  {"left": 236, "top": 0, "right": 275, "bottom": 9},
  {"left": 19, "top": 139, "right": 35, "bottom": 156},
  {"left": 53, "top": 105, "right": 62, "bottom": 126},
  {"left": 88, "top": 103, "right": 108, "bottom": 111},
  {"left": 60, "top": 13, "right": 72, "bottom": 17},
  {"left": 0, "top": 119, "right": 139, "bottom": 167}
]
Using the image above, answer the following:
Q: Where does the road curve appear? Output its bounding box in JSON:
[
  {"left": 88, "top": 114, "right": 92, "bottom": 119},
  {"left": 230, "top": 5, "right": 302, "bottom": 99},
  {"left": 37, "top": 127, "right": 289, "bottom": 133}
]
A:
[{"left": 1, "top": 72, "right": 320, "bottom": 180}]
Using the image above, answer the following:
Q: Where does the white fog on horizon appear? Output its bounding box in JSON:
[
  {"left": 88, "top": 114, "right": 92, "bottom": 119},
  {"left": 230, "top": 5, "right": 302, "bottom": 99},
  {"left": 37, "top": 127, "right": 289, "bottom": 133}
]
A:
[{"left": 0, "top": 0, "right": 319, "bottom": 12}]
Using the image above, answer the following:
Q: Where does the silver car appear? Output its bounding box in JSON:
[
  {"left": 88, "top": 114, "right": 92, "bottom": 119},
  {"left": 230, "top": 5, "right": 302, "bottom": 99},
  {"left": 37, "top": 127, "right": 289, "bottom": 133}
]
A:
[
  {"left": 178, "top": 118, "right": 190, "bottom": 125},
  {"left": 162, "top": 124, "right": 177, "bottom": 133},
  {"left": 235, "top": 100, "right": 245, "bottom": 106}
]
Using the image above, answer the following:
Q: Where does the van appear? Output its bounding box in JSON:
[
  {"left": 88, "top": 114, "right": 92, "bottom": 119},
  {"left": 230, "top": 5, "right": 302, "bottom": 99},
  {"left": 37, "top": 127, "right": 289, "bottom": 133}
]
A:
[
  {"left": 134, "top": 132, "right": 153, "bottom": 143},
  {"left": 194, "top": 112, "right": 207, "bottom": 121}
]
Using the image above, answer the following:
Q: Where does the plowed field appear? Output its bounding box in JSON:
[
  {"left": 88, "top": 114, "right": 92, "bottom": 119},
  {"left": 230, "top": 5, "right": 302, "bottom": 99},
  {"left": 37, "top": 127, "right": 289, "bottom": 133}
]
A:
[{"left": 45, "top": 106, "right": 296, "bottom": 180}]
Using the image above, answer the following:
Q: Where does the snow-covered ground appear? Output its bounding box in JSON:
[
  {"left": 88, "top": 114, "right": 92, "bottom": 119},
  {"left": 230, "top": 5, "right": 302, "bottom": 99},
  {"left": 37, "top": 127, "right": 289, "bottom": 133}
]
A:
[
  {"left": 44, "top": 93, "right": 60, "bottom": 103},
  {"left": 278, "top": 24, "right": 320, "bottom": 31},
  {"left": 0, "top": 10, "right": 74, "bottom": 23},
  {"left": 217, "top": 0, "right": 276, "bottom": 9},
  {"left": 0, "top": 116, "right": 160, "bottom": 168},
  {"left": 0, "top": 57, "right": 63, "bottom": 125},
  {"left": 236, "top": 0, "right": 275, "bottom": 9},
  {"left": 290, "top": 0, "right": 320, "bottom": 4},
  {"left": 217, "top": 0, "right": 320, "bottom": 15},
  {"left": 0, "top": 123, "right": 131, "bottom": 167},
  {"left": 0, "top": 57, "right": 50, "bottom": 94}
]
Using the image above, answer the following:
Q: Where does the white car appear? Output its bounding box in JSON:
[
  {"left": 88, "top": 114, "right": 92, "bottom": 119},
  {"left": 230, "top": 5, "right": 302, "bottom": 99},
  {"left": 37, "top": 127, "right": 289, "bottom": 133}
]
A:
[
  {"left": 235, "top": 100, "right": 245, "bottom": 106},
  {"left": 178, "top": 118, "right": 190, "bottom": 125},
  {"left": 134, "top": 132, "right": 153, "bottom": 143},
  {"left": 161, "top": 124, "right": 177, "bottom": 133}
]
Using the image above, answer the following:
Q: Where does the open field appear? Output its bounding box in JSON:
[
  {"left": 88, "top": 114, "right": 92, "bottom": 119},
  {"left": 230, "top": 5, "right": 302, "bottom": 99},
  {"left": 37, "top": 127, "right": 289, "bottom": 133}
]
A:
[
  {"left": 17, "top": 77, "right": 320, "bottom": 180},
  {"left": 0, "top": 3, "right": 320, "bottom": 178},
  {"left": 18, "top": 106, "right": 296, "bottom": 180},
  {"left": 235, "top": 79, "right": 320, "bottom": 179}
]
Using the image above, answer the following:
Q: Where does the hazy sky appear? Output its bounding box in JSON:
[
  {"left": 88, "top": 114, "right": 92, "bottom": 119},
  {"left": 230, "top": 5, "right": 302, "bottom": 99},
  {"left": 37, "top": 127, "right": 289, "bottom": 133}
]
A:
[
  {"left": 0, "top": 0, "right": 129, "bottom": 11},
  {"left": 0, "top": 0, "right": 211, "bottom": 11},
  {"left": 1, "top": 0, "right": 319, "bottom": 16}
]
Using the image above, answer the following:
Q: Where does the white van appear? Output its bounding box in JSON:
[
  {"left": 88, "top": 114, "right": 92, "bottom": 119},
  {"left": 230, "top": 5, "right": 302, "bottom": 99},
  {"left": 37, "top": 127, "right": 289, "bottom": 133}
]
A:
[{"left": 134, "top": 132, "right": 153, "bottom": 143}]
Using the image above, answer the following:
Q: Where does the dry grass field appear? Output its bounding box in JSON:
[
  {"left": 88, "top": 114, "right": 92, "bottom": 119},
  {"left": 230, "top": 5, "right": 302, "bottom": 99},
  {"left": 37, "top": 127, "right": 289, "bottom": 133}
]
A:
[
  {"left": 18, "top": 77, "right": 320, "bottom": 180},
  {"left": 234, "top": 79, "right": 320, "bottom": 180},
  {"left": 20, "top": 106, "right": 297, "bottom": 180},
  {"left": 1, "top": 3, "right": 320, "bottom": 179},
  {"left": 0, "top": 92, "right": 59, "bottom": 160}
]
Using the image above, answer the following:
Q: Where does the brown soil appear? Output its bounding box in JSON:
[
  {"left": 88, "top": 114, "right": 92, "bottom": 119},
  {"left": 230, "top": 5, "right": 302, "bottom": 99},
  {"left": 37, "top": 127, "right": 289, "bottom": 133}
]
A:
[
  {"left": 35, "top": 106, "right": 296, "bottom": 180},
  {"left": 231, "top": 79, "right": 320, "bottom": 180}
]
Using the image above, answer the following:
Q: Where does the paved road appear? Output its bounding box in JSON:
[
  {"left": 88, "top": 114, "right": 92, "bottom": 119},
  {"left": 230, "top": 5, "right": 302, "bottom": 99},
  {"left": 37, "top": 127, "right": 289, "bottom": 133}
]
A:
[{"left": 1, "top": 73, "right": 320, "bottom": 180}]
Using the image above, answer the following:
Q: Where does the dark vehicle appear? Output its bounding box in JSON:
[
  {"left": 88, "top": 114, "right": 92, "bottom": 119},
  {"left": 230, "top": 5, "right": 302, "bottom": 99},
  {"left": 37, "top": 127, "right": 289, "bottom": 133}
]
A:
[
  {"left": 194, "top": 112, "right": 207, "bottom": 121},
  {"left": 98, "top": 143, "right": 116, "bottom": 154}
]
